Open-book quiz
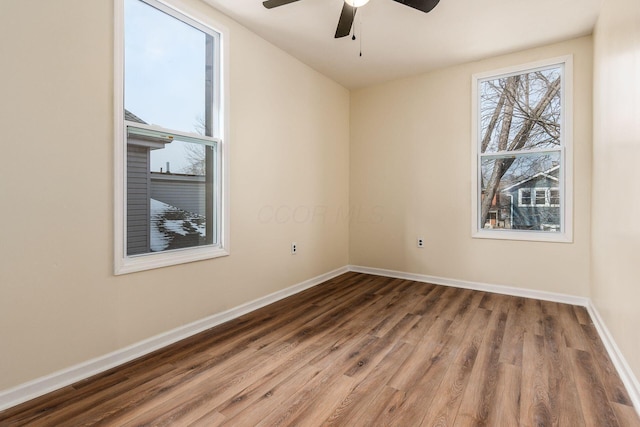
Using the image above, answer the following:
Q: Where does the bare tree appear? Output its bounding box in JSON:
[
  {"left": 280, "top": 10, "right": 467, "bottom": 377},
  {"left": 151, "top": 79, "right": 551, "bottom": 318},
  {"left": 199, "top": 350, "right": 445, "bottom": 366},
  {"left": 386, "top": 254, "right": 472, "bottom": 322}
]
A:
[
  {"left": 479, "top": 69, "right": 561, "bottom": 227},
  {"left": 180, "top": 143, "right": 206, "bottom": 175},
  {"left": 178, "top": 115, "right": 207, "bottom": 175}
]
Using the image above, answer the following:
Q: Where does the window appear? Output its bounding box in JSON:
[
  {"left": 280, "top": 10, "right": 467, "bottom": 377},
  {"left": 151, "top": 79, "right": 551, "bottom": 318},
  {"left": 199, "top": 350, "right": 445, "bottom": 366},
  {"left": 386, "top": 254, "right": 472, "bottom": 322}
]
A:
[
  {"left": 534, "top": 189, "right": 547, "bottom": 206},
  {"left": 519, "top": 189, "right": 532, "bottom": 206},
  {"left": 518, "top": 187, "right": 561, "bottom": 207},
  {"left": 471, "top": 56, "right": 572, "bottom": 242},
  {"left": 549, "top": 188, "right": 560, "bottom": 206},
  {"left": 115, "top": 0, "right": 229, "bottom": 274}
]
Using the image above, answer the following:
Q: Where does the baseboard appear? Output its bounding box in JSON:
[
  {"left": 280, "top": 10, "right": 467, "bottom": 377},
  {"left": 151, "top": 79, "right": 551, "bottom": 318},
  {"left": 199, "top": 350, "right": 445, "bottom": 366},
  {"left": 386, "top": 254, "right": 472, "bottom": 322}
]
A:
[
  {"left": 586, "top": 301, "right": 640, "bottom": 413},
  {"left": 348, "top": 265, "right": 590, "bottom": 306},
  {"left": 0, "top": 266, "right": 349, "bottom": 412},
  {"left": 348, "top": 264, "right": 639, "bottom": 416}
]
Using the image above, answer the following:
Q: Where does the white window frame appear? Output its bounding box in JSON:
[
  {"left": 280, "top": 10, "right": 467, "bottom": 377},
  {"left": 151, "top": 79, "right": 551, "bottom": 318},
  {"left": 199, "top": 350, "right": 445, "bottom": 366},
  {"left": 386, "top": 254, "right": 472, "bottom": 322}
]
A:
[
  {"left": 114, "top": 0, "right": 230, "bottom": 274},
  {"left": 471, "top": 56, "right": 573, "bottom": 243}
]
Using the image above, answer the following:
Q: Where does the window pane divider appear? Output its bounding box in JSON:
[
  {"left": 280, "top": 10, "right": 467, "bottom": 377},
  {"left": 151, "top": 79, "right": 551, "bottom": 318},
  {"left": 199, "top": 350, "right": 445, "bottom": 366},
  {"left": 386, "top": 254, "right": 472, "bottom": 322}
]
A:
[
  {"left": 126, "top": 121, "right": 220, "bottom": 146},
  {"left": 479, "top": 146, "right": 562, "bottom": 159}
]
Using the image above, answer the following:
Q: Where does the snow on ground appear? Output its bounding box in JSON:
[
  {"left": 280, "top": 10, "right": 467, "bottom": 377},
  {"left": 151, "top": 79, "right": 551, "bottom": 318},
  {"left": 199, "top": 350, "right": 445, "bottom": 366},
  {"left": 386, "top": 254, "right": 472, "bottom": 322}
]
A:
[{"left": 150, "top": 199, "right": 206, "bottom": 252}]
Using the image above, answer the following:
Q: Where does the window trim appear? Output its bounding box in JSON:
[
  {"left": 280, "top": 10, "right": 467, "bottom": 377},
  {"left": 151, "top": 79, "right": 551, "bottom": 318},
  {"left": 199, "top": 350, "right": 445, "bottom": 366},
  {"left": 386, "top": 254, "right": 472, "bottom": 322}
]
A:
[
  {"left": 470, "top": 55, "right": 573, "bottom": 243},
  {"left": 114, "top": 0, "right": 230, "bottom": 275}
]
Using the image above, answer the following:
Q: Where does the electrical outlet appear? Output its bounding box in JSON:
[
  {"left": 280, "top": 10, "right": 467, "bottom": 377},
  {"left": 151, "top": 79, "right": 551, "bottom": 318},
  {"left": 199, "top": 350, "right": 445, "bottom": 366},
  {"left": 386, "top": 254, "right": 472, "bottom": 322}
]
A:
[
  {"left": 417, "top": 238, "right": 424, "bottom": 248},
  {"left": 291, "top": 242, "right": 297, "bottom": 254}
]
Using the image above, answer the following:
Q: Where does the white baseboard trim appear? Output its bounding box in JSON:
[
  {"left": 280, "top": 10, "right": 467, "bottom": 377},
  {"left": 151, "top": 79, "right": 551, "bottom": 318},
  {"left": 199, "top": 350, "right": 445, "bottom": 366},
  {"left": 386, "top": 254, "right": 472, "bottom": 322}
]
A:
[
  {"left": 586, "top": 301, "right": 640, "bottom": 413},
  {"left": 348, "top": 265, "right": 640, "bottom": 416},
  {"left": 348, "top": 265, "right": 590, "bottom": 306},
  {"left": 0, "top": 266, "right": 349, "bottom": 412}
]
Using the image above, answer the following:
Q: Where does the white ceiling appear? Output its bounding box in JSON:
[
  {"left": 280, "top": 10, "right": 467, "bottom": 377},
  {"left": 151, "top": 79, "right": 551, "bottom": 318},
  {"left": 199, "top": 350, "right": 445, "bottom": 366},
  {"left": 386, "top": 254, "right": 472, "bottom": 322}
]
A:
[{"left": 203, "top": 0, "right": 602, "bottom": 89}]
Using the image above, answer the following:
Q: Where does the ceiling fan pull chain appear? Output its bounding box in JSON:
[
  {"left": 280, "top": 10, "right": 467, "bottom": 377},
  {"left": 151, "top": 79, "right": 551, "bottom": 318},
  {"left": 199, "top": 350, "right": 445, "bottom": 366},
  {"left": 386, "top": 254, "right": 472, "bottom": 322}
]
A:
[{"left": 359, "top": 20, "right": 363, "bottom": 57}]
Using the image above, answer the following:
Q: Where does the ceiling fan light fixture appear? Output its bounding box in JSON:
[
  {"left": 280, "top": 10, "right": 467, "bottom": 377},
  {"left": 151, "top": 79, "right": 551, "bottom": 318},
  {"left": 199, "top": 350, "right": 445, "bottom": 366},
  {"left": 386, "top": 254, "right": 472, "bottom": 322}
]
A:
[{"left": 345, "top": 0, "right": 370, "bottom": 7}]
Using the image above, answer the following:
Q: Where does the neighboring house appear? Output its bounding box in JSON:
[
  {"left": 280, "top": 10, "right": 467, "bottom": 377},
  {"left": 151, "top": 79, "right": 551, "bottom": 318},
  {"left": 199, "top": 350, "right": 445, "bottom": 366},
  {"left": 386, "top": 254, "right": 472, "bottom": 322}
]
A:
[
  {"left": 149, "top": 173, "right": 206, "bottom": 217},
  {"left": 126, "top": 110, "right": 167, "bottom": 255},
  {"left": 125, "top": 110, "right": 206, "bottom": 255},
  {"left": 493, "top": 166, "right": 561, "bottom": 231}
]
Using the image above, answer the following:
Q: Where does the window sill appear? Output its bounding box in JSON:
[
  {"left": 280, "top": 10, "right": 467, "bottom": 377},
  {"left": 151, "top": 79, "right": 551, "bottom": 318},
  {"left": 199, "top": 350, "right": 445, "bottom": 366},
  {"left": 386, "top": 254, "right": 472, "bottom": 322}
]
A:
[
  {"left": 115, "top": 245, "right": 229, "bottom": 275},
  {"left": 472, "top": 229, "right": 573, "bottom": 243}
]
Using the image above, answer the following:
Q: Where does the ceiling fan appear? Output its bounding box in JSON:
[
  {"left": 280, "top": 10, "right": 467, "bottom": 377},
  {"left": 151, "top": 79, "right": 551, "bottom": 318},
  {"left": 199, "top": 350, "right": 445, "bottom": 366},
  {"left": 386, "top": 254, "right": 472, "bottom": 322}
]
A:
[{"left": 262, "top": 0, "right": 440, "bottom": 38}]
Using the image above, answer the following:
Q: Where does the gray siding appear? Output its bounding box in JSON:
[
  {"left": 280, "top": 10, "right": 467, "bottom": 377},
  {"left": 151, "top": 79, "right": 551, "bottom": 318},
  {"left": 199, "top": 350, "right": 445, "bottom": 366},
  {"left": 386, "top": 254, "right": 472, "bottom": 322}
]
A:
[
  {"left": 150, "top": 173, "right": 206, "bottom": 216},
  {"left": 503, "top": 176, "right": 560, "bottom": 230},
  {"left": 127, "top": 145, "right": 150, "bottom": 255}
]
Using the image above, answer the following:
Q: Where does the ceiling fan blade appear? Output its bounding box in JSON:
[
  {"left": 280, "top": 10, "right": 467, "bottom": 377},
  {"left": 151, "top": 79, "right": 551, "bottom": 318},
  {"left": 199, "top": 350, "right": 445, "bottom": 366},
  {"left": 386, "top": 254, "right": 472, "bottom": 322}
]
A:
[
  {"left": 392, "top": 0, "right": 440, "bottom": 13},
  {"left": 263, "top": 0, "right": 301, "bottom": 9},
  {"left": 335, "top": 3, "right": 357, "bottom": 38}
]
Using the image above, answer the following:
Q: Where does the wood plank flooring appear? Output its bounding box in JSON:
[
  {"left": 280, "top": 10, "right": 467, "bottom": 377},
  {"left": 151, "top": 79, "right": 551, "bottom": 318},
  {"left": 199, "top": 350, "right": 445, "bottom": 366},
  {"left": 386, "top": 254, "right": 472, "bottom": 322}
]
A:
[{"left": 1, "top": 272, "right": 639, "bottom": 426}]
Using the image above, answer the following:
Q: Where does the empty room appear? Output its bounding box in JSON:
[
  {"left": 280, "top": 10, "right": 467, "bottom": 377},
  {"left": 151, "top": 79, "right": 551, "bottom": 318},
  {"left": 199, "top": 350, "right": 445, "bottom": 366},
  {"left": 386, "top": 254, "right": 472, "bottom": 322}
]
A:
[{"left": 1, "top": 0, "right": 639, "bottom": 425}]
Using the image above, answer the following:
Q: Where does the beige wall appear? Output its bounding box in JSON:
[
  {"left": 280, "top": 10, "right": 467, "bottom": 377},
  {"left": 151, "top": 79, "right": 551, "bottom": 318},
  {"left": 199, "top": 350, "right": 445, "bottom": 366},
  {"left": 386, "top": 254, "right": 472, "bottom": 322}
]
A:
[
  {"left": 0, "top": 0, "right": 350, "bottom": 390},
  {"left": 592, "top": 0, "right": 640, "bottom": 382},
  {"left": 350, "top": 37, "right": 593, "bottom": 296}
]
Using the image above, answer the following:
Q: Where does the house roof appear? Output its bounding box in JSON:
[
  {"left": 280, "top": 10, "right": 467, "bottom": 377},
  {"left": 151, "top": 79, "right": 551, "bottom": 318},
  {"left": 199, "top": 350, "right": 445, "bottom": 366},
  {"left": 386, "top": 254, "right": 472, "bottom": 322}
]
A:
[
  {"left": 125, "top": 110, "right": 171, "bottom": 149},
  {"left": 125, "top": 109, "right": 147, "bottom": 124},
  {"left": 501, "top": 166, "right": 560, "bottom": 192}
]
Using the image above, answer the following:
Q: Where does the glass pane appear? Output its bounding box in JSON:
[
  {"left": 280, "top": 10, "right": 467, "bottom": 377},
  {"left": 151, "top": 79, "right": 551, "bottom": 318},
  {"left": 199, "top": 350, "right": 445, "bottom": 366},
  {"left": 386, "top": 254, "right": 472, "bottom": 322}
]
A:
[
  {"left": 124, "top": 0, "right": 211, "bottom": 135},
  {"left": 126, "top": 132, "right": 215, "bottom": 255},
  {"left": 479, "top": 66, "right": 562, "bottom": 154},
  {"left": 480, "top": 152, "right": 561, "bottom": 231}
]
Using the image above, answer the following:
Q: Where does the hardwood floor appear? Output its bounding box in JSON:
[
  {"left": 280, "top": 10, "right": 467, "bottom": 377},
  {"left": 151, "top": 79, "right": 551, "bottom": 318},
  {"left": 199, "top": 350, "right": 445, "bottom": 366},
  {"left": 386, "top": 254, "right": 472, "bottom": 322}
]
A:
[{"left": 1, "top": 272, "right": 638, "bottom": 426}]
